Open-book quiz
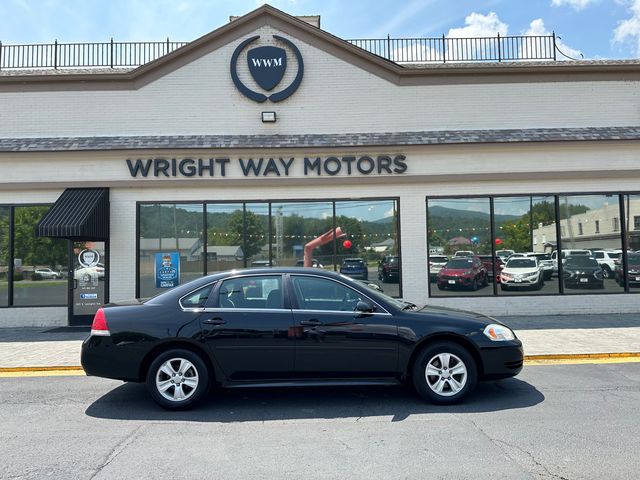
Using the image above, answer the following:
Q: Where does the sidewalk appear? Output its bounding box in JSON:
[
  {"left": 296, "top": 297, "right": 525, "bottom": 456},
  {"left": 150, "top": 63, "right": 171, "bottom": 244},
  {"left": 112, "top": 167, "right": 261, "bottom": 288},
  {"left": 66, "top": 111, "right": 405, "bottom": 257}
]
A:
[{"left": 0, "top": 314, "right": 639, "bottom": 369}]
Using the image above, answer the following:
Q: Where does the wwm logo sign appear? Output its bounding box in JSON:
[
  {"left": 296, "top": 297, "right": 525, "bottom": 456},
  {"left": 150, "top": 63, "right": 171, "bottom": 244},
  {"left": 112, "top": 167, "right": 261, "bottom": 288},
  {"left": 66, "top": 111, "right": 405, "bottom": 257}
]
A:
[{"left": 251, "top": 57, "right": 283, "bottom": 67}]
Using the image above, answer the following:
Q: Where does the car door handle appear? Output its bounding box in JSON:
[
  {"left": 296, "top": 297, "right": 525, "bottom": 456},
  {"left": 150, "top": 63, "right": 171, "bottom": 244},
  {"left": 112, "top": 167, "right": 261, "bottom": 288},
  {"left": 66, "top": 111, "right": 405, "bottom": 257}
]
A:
[
  {"left": 299, "top": 319, "right": 322, "bottom": 326},
  {"left": 203, "top": 317, "right": 226, "bottom": 325}
]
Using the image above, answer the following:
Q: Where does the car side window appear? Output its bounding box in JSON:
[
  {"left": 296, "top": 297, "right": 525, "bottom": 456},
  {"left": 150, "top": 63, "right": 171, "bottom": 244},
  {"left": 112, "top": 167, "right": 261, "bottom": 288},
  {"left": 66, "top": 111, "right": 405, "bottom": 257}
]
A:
[
  {"left": 218, "top": 275, "right": 283, "bottom": 309},
  {"left": 292, "top": 276, "right": 366, "bottom": 312},
  {"left": 181, "top": 285, "right": 214, "bottom": 309}
]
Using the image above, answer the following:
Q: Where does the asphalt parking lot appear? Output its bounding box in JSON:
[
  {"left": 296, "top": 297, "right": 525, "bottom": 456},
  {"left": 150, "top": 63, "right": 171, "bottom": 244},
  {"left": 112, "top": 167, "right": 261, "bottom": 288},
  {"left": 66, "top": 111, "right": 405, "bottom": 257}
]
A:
[{"left": 1, "top": 363, "right": 639, "bottom": 479}]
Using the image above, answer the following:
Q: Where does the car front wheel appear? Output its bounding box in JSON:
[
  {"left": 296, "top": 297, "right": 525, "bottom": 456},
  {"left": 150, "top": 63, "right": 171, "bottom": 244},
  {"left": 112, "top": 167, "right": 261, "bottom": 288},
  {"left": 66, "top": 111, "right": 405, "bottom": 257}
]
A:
[
  {"left": 146, "top": 349, "right": 210, "bottom": 410},
  {"left": 412, "top": 342, "right": 478, "bottom": 404}
]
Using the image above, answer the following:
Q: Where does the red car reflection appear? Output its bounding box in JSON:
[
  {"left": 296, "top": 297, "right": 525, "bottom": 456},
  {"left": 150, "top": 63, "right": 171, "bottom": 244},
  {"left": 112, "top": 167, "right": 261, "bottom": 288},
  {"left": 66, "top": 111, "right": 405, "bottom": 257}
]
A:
[{"left": 437, "top": 257, "right": 488, "bottom": 291}]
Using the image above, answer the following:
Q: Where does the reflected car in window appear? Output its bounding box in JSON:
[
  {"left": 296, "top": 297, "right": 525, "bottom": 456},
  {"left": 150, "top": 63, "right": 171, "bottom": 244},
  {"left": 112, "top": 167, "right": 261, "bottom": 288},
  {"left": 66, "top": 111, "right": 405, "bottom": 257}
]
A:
[
  {"left": 81, "top": 268, "right": 523, "bottom": 410},
  {"left": 500, "top": 257, "right": 544, "bottom": 291},
  {"left": 428, "top": 255, "right": 449, "bottom": 281},
  {"left": 615, "top": 253, "right": 640, "bottom": 287},
  {"left": 33, "top": 268, "right": 63, "bottom": 280},
  {"left": 477, "top": 255, "right": 505, "bottom": 282},
  {"left": 563, "top": 256, "right": 604, "bottom": 289},
  {"left": 436, "top": 257, "right": 488, "bottom": 291},
  {"left": 340, "top": 258, "right": 368, "bottom": 280},
  {"left": 377, "top": 255, "right": 399, "bottom": 283},
  {"left": 524, "top": 253, "right": 553, "bottom": 280}
]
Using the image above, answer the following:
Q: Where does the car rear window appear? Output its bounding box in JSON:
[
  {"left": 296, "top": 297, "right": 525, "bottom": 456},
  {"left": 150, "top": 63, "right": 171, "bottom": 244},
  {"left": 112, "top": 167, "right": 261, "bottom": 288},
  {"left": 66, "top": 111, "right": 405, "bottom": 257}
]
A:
[
  {"left": 627, "top": 254, "right": 640, "bottom": 264},
  {"left": 430, "top": 256, "right": 448, "bottom": 262},
  {"left": 343, "top": 260, "right": 364, "bottom": 266}
]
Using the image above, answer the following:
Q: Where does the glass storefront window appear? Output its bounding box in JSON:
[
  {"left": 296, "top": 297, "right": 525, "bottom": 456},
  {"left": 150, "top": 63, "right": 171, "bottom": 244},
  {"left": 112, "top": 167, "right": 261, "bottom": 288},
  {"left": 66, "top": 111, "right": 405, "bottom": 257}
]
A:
[
  {"left": 206, "top": 203, "right": 246, "bottom": 272},
  {"left": 271, "top": 202, "right": 334, "bottom": 269},
  {"left": 139, "top": 203, "right": 204, "bottom": 298},
  {"left": 558, "top": 195, "right": 623, "bottom": 294},
  {"left": 12, "top": 206, "right": 68, "bottom": 306},
  {"left": 427, "top": 198, "right": 491, "bottom": 297},
  {"left": 0, "top": 207, "right": 8, "bottom": 307},
  {"left": 245, "top": 203, "right": 270, "bottom": 267},
  {"left": 496, "top": 196, "right": 558, "bottom": 296},
  {"left": 623, "top": 195, "right": 640, "bottom": 292},
  {"left": 336, "top": 200, "right": 400, "bottom": 297}
]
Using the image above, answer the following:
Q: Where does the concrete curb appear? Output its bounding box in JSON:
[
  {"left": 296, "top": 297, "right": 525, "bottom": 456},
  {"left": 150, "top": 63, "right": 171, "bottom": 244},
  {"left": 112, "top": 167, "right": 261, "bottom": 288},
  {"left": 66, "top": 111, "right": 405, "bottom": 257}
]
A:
[{"left": 1, "top": 352, "right": 640, "bottom": 375}]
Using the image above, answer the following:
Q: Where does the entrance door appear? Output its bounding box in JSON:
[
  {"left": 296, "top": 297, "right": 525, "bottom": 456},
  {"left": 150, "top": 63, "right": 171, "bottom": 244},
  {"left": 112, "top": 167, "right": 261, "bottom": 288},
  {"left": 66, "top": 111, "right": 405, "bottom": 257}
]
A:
[{"left": 69, "top": 241, "right": 107, "bottom": 325}]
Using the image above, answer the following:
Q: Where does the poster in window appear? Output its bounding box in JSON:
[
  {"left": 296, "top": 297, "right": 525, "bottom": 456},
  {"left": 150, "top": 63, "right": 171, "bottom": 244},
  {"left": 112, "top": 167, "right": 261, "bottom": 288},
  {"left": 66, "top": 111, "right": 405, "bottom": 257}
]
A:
[{"left": 155, "top": 252, "right": 180, "bottom": 288}]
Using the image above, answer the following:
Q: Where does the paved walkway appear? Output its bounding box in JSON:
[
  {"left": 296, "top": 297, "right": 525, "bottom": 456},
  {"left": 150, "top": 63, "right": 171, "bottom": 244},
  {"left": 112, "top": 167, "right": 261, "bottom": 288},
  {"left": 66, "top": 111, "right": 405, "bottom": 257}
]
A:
[{"left": 0, "top": 315, "right": 639, "bottom": 368}]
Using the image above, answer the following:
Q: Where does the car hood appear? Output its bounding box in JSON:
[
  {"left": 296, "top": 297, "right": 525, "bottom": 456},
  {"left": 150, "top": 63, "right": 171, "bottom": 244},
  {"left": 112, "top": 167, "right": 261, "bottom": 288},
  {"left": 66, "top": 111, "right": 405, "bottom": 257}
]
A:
[{"left": 416, "top": 304, "right": 503, "bottom": 328}]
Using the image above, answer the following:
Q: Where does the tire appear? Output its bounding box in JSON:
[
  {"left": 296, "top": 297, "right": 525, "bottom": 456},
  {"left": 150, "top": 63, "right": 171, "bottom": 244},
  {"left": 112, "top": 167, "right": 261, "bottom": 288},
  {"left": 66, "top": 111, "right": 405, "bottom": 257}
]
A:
[
  {"left": 412, "top": 342, "right": 478, "bottom": 405},
  {"left": 602, "top": 266, "right": 612, "bottom": 279},
  {"left": 437, "top": 284, "right": 446, "bottom": 291},
  {"left": 471, "top": 278, "right": 478, "bottom": 291},
  {"left": 500, "top": 284, "right": 508, "bottom": 291},
  {"left": 146, "top": 348, "right": 210, "bottom": 410},
  {"left": 381, "top": 273, "right": 388, "bottom": 284}
]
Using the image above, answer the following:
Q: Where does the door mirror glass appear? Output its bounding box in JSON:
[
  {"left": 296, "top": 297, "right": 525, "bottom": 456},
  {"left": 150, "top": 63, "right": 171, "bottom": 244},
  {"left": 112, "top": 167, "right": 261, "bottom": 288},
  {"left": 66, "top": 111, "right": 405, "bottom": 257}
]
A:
[{"left": 355, "top": 300, "right": 374, "bottom": 313}]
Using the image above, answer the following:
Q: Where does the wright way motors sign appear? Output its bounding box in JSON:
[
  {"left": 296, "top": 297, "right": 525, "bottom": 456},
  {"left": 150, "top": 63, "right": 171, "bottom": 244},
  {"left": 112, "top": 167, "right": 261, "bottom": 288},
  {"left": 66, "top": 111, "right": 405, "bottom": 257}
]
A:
[{"left": 126, "top": 155, "right": 407, "bottom": 178}]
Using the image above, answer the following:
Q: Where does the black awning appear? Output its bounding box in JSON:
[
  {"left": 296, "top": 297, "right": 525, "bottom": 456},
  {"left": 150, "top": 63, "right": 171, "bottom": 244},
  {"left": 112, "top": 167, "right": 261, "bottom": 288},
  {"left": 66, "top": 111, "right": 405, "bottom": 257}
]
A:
[{"left": 37, "top": 188, "right": 109, "bottom": 241}]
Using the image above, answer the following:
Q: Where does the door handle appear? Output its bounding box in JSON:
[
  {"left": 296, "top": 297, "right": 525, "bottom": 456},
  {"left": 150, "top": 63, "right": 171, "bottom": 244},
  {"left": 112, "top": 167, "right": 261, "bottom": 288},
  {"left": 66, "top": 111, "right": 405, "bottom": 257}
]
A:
[
  {"left": 203, "top": 317, "right": 226, "bottom": 325},
  {"left": 300, "top": 319, "right": 322, "bottom": 326}
]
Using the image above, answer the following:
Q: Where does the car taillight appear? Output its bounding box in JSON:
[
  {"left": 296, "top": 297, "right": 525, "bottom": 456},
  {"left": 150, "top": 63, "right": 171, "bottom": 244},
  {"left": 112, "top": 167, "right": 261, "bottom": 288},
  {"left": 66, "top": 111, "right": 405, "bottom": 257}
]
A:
[{"left": 91, "top": 308, "right": 110, "bottom": 336}]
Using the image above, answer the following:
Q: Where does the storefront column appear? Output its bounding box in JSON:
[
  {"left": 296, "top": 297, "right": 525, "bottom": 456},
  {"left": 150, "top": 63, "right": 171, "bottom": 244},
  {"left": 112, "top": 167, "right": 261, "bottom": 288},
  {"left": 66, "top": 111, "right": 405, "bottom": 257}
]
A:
[{"left": 399, "top": 193, "right": 428, "bottom": 304}]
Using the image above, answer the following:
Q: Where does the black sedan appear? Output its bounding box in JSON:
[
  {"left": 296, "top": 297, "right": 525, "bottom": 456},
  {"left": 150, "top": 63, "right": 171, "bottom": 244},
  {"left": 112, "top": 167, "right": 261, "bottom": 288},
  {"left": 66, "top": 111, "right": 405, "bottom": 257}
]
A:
[
  {"left": 563, "top": 255, "right": 604, "bottom": 289},
  {"left": 82, "top": 268, "right": 523, "bottom": 410}
]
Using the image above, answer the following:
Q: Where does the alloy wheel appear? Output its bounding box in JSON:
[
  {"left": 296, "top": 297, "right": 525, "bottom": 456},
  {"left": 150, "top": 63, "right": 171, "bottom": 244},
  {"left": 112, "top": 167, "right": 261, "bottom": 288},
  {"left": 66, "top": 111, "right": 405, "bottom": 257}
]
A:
[
  {"left": 155, "top": 357, "right": 199, "bottom": 402},
  {"left": 425, "top": 353, "right": 468, "bottom": 397}
]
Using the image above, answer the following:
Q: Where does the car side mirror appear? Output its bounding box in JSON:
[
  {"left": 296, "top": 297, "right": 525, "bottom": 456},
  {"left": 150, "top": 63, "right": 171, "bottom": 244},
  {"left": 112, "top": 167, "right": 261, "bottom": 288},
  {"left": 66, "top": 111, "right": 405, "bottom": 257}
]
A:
[{"left": 355, "top": 301, "right": 375, "bottom": 314}]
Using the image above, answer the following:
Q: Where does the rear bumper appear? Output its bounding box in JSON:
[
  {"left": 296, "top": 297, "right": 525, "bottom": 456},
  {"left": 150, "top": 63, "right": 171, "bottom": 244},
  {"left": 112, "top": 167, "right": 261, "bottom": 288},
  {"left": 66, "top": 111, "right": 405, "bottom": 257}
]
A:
[
  {"left": 479, "top": 342, "right": 524, "bottom": 380},
  {"left": 81, "top": 336, "right": 142, "bottom": 382}
]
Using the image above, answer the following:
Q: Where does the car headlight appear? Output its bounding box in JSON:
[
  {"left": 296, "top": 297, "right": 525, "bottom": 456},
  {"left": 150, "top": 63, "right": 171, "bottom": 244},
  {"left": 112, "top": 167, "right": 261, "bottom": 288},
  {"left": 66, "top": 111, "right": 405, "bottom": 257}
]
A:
[{"left": 483, "top": 324, "right": 515, "bottom": 341}]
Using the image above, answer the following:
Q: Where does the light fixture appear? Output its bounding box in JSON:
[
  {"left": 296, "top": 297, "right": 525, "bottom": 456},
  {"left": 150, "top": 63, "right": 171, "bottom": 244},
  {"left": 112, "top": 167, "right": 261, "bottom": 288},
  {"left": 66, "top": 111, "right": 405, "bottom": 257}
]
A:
[{"left": 262, "top": 111, "right": 276, "bottom": 123}]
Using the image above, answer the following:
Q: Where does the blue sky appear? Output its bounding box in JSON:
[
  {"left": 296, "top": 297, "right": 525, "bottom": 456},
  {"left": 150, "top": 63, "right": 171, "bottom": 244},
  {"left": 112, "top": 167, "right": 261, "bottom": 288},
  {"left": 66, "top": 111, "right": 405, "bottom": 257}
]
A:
[{"left": 1, "top": 0, "right": 639, "bottom": 59}]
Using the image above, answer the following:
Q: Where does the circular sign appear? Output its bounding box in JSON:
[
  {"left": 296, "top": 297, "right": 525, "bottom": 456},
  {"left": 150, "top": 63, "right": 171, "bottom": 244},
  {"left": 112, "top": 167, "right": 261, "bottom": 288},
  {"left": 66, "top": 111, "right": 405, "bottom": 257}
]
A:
[
  {"left": 343, "top": 240, "right": 352, "bottom": 249},
  {"left": 230, "top": 35, "right": 304, "bottom": 103},
  {"left": 78, "top": 249, "right": 100, "bottom": 268}
]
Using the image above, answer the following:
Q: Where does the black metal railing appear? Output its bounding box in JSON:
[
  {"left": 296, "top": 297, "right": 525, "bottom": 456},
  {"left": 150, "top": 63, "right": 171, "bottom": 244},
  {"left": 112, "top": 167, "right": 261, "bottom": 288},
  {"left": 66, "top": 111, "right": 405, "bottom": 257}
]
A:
[
  {"left": 346, "top": 34, "right": 558, "bottom": 63},
  {"left": 0, "top": 34, "right": 563, "bottom": 70},
  {"left": 0, "top": 38, "right": 188, "bottom": 70}
]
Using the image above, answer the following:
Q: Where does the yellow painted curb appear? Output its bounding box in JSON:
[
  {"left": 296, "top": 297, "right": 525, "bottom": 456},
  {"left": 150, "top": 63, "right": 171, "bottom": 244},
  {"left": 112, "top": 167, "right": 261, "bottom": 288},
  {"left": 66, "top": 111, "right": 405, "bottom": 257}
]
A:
[
  {"left": 525, "top": 352, "right": 640, "bottom": 361},
  {"left": 0, "top": 366, "right": 85, "bottom": 377}
]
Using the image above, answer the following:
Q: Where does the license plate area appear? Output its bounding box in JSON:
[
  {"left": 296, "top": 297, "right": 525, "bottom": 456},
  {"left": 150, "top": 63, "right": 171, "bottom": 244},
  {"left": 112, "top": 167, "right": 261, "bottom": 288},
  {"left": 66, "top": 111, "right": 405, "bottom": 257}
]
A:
[
  {"left": 580, "top": 278, "right": 588, "bottom": 283},
  {"left": 448, "top": 280, "right": 456, "bottom": 284}
]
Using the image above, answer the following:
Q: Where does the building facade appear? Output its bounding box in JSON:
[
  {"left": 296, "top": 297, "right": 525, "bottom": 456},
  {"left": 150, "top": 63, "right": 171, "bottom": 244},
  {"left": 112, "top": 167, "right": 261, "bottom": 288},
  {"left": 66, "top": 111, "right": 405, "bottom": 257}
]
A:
[{"left": 1, "top": 5, "right": 639, "bottom": 327}]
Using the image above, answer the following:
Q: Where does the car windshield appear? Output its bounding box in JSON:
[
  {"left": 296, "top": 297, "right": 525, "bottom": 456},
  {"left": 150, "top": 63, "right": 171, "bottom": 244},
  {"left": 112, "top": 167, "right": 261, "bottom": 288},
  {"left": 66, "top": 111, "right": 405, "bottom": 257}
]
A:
[
  {"left": 339, "top": 274, "right": 407, "bottom": 310},
  {"left": 385, "top": 257, "right": 398, "bottom": 263},
  {"left": 531, "top": 254, "right": 550, "bottom": 260},
  {"left": 566, "top": 256, "right": 599, "bottom": 267},
  {"left": 507, "top": 259, "right": 536, "bottom": 268},
  {"left": 446, "top": 259, "right": 473, "bottom": 268},
  {"left": 627, "top": 254, "right": 640, "bottom": 264}
]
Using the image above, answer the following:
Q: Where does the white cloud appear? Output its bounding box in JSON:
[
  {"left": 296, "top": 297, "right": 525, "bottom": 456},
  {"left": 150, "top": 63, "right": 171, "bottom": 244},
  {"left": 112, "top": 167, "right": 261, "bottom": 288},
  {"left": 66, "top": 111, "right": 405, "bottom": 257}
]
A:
[
  {"left": 447, "top": 11, "right": 509, "bottom": 37},
  {"left": 525, "top": 18, "right": 583, "bottom": 60},
  {"left": 551, "top": 0, "right": 597, "bottom": 10},
  {"left": 391, "top": 12, "right": 508, "bottom": 63},
  {"left": 613, "top": 0, "right": 640, "bottom": 55}
]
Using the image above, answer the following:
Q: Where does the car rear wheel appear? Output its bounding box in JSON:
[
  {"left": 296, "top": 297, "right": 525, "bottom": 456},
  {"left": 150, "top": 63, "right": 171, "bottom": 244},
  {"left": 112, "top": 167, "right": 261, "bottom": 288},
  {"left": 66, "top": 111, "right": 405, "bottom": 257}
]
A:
[
  {"left": 412, "top": 342, "right": 478, "bottom": 404},
  {"left": 146, "top": 349, "right": 210, "bottom": 410},
  {"left": 602, "top": 265, "right": 612, "bottom": 279}
]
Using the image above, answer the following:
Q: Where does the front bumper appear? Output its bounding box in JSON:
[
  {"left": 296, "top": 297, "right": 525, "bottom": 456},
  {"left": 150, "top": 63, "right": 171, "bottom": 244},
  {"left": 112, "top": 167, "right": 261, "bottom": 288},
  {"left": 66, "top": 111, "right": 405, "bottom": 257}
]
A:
[{"left": 479, "top": 342, "right": 524, "bottom": 380}]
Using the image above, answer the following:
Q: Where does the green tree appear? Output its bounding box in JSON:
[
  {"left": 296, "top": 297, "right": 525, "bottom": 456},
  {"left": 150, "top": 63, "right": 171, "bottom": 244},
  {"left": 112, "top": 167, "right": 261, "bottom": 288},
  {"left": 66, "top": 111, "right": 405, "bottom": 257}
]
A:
[{"left": 208, "top": 210, "right": 266, "bottom": 259}]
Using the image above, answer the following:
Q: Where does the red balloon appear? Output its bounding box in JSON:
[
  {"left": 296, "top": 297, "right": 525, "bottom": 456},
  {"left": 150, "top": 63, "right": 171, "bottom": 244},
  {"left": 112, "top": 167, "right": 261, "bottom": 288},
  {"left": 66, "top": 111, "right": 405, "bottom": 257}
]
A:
[
  {"left": 343, "top": 240, "right": 352, "bottom": 249},
  {"left": 495, "top": 238, "right": 502, "bottom": 245}
]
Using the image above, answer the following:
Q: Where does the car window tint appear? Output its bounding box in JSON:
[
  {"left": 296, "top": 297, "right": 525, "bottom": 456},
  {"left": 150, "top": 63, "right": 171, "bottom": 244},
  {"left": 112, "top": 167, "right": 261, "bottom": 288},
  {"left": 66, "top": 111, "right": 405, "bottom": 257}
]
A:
[
  {"left": 507, "top": 259, "right": 536, "bottom": 268},
  {"left": 181, "top": 285, "right": 214, "bottom": 309},
  {"left": 447, "top": 259, "right": 474, "bottom": 268},
  {"left": 292, "top": 276, "right": 365, "bottom": 312},
  {"left": 218, "top": 275, "right": 282, "bottom": 309}
]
